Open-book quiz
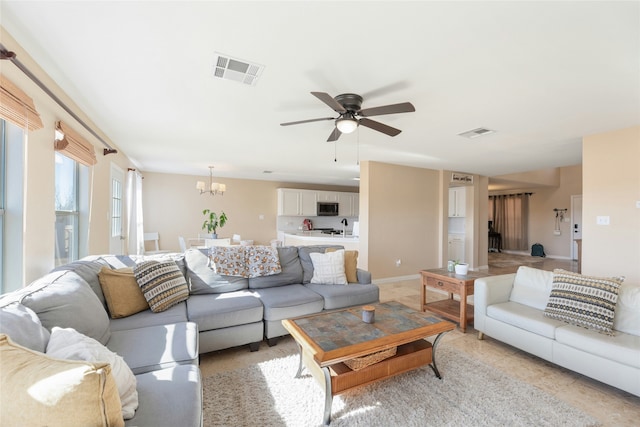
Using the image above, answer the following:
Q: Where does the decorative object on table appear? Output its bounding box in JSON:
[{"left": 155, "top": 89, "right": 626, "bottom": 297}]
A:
[
  {"left": 361, "top": 305, "right": 375, "bottom": 323},
  {"left": 201, "top": 209, "right": 227, "bottom": 239},
  {"left": 454, "top": 263, "right": 469, "bottom": 275},
  {"left": 447, "top": 260, "right": 455, "bottom": 272},
  {"left": 196, "top": 165, "right": 226, "bottom": 196}
]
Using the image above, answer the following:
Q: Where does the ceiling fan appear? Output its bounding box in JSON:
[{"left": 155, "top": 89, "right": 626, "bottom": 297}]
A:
[{"left": 280, "top": 92, "right": 415, "bottom": 142}]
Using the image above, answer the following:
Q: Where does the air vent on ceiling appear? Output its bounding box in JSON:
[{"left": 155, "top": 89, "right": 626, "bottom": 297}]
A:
[
  {"left": 458, "top": 127, "right": 496, "bottom": 139},
  {"left": 213, "top": 53, "right": 264, "bottom": 86}
]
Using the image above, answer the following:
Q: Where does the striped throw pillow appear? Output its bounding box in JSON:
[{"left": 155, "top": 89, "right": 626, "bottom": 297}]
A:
[
  {"left": 544, "top": 269, "right": 624, "bottom": 335},
  {"left": 134, "top": 260, "right": 189, "bottom": 312}
]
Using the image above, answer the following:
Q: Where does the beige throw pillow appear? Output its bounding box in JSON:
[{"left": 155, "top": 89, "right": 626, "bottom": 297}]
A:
[
  {"left": 98, "top": 266, "right": 149, "bottom": 318},
  {"left": 325, "top": 248, "right": 359, "bottom": 283},
  {"left": 0, "top": 334, "right": 124, "bottom": 427}
]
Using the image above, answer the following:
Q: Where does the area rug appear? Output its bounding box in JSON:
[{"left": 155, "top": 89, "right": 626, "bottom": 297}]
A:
[{"left": 203, "top": 341, "right": 600, "bottom": 427}]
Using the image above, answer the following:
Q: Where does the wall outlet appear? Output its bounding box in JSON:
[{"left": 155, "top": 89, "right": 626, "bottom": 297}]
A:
[
  {"left": 395, "top": 259, "right": 402, "bottom": 267},
  {"left": 258, "top": 214, "right": 264, "bottom": 220},
  {"left": 553, "top": 230, "right": 561, "bottom": 236},
  {"left": 596, "top": 216, "right": 610, "bottom": 225}
]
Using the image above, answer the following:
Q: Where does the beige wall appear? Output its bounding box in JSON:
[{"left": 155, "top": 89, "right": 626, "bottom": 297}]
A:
[
  {"left": 526, "top": 165, "right": 582, "bottom": 258},
  {"left": 582, "top": 126, "right": 640, "bottom": 284},
  {"left": 360, "top": 161, "right": 441, "bottom": 280}
]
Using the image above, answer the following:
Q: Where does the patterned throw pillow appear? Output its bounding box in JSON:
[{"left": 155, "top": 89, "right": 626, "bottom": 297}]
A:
[
  {"left": 543, "top": 269, "right": 624, "bottom": 335},
  {"left": 133, "top": 260, "right": 189, "bottom": 313},
  {"left": 309, "top": 250, "right": 348, "bottom": 285},
  {"left": 246, "top": 246, "right": 282, "bottom": 278}
]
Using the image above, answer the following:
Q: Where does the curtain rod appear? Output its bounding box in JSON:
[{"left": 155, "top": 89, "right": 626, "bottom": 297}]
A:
[
  {"left": 489, "top": 192, "right": 533, "bottom": 197},
  {"left": 0, "top": 44, "right": 116, "bottom": 154}
]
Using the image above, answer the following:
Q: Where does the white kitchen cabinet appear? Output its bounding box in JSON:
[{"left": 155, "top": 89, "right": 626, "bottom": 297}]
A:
[
  {"left": 448, "top": 234, "right": 465, "bottom": 263},
  {"left": 278, "top": 188, "right": 359, "bottom": 217},
  {"left": 316, "top": 191, "right": 338, "bottom": 202},
  {"left": 337, "top": 193, "right": 359, "bottom": 217},
  {"left": 277, "top": 189, "right": 317, "bottom": 216},
  {"left": 300, "top": 191, "right": 317, "bottom": 216},
  {"left": 448, "top": 187, "right": 466, "bottom": 217}
]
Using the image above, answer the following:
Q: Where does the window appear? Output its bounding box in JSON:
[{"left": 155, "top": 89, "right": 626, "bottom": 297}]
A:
[
  {"left": 111, "top": 177, "right": 122, "bottom": 239},
  {"left": 0, "top": 121, "right": 5, "bottom": 289},
  {"left": 0, "top": 119, "right": 25, "bottom": 293},
  {"left": 54, "top": 152, "right": 80, "bottom": 266}
]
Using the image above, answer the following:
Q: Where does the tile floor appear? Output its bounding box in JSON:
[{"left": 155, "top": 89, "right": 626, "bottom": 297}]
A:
[{"left": 200, "top": 253, "right": 639, "bottom": 426}]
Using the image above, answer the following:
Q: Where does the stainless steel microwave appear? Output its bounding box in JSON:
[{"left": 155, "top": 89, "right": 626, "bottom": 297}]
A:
[{"left": 317, "top": 202, "right": 339, "bottom": 216}]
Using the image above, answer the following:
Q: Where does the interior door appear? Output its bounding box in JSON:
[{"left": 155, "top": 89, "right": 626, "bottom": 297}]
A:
[
  {"left": 571, "top": 195, "right": 583, "bottom": 260},
  {"left": 109, "top": 164, "right": 125, "bottom": 254}
]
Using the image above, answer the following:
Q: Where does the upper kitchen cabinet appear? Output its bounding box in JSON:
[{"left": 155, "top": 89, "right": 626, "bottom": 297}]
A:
[
  {"left": 338, "top": 193, "right": 359, "bottom": 217},
  {"left": 448, "top": 187, "right": 467, "bottom": 217},
  {"left": 277, "top": 189, "right": 317, "bottom": 216},
  {"left": 316, "top": 191, "right": 339, "bottom": 202}
]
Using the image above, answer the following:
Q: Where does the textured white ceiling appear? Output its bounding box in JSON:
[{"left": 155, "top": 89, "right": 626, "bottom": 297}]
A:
[{"left": 2, "top": 1, "right": 639, "bottom": 186}]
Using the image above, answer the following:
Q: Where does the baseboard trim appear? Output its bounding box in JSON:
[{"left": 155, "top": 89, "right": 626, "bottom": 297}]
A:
[
  {"left": 500, "top": 250, "right": 575, "bottom": 261},
  {"left": 373, "top": 274, "right": 420, "bottom": 285}
]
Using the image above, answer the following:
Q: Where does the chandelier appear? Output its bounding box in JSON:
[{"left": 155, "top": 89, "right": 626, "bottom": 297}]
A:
[{"left": 196, "top": 166, "right": 226, "bottom": 196}]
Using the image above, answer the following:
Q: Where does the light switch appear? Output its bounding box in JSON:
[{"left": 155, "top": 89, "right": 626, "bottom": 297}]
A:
[{"left": 596, "top": 216, "right": 610, "bottom": 225}]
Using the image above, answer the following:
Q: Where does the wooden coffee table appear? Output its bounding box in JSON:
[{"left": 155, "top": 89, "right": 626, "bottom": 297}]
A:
[{"left": 282, "top": 301, "right": 455, "bottom": 425}]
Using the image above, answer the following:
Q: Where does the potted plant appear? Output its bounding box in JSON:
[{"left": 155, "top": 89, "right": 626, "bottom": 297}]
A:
[{"left": 201, "top": 209, "right": 227, "bottom": 239}]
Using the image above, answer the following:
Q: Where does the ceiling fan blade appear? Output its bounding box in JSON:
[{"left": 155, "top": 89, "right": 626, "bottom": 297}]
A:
[
  {"left": 311, "top": 92, "right": 347, "bottom": 113},
  {"left": 327, "top": 127, "right": 342, "bottom": 142},
  {"left": 359, "top": 102, "right": 415, "bottom": 117},
  {"left": 359, "top": 118, "right": 402, "bottom": 137},
  {"left": 280, "top": 117, "right": 335, "bottom": 126}
]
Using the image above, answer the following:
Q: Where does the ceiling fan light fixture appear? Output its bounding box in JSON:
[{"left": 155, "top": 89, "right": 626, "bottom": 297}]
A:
[{"left": 336, "top": 116, "right": 358, "bottom": 134}]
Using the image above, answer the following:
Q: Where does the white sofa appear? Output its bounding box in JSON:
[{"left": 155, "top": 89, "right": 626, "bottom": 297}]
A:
[{"left": 474, "top": 266, "right": 640, "bottom": 397}]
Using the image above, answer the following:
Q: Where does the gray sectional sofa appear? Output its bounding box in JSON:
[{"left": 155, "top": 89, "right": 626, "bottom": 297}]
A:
[{"left": 0, "top": 245, "right": 378, "bottom": 426}]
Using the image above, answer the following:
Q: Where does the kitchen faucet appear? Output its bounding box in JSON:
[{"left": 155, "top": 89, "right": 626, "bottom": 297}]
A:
[{"left": 341, "top": 218, "right": 348, "bottom": 237}]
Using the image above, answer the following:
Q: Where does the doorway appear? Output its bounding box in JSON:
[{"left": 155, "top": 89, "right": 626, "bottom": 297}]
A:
[{"left": 571, "top": 195, "right": 583, "bottom": 260}]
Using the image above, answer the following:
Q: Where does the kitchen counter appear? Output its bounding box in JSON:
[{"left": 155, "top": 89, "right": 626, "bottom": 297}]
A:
[{"left": 282, "top": 232, "right": 359, "bottom": 251}]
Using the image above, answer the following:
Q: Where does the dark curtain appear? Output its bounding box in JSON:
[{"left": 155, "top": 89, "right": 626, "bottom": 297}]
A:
[{"left": 488, "top": 193, "right": 530, "bottom": 251}]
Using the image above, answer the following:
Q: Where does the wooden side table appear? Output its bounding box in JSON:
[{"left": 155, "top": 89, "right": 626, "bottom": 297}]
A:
[{"left": 420, "top": 268, "right": 489, "bottom": 332}]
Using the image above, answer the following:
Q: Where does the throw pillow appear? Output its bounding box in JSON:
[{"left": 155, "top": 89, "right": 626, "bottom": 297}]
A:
[
  {"left": 325, "top": 248, "right": 359, "bottom": 283},
  {"left": 309, "top": 250, "right": 348, "bottom": 285},
  {"left": 0, "top": 303, "right": 51, "bottom": 352},
  {"left": 0, "top": 334, "right": 124, "bottom": 427},
  {"left": 246, "top": 245, "right": 282, "bottom": 278},
  {"left": 98, "top": 266, "right": 150, "bottom": 318},
  {"left": 133, "top": 260, "right": 189, "bottom": 313},
  {"left": 544, "top": 269, "right": 624, "bottom": 335},
  {"left": 46, "top": 327, "right": 138, "bottom": 420},
  {"left": 15, "top": 270, "right": 112, "bottom": 345}
]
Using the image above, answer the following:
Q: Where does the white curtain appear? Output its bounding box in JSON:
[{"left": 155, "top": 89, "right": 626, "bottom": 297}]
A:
[{"left": 126, "top": 170, "right": 144, "bottom": 255}]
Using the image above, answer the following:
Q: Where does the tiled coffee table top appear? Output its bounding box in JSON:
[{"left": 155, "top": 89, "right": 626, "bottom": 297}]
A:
[{"left": 293, "top": 301, "right": 445, "bottom": 352}]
